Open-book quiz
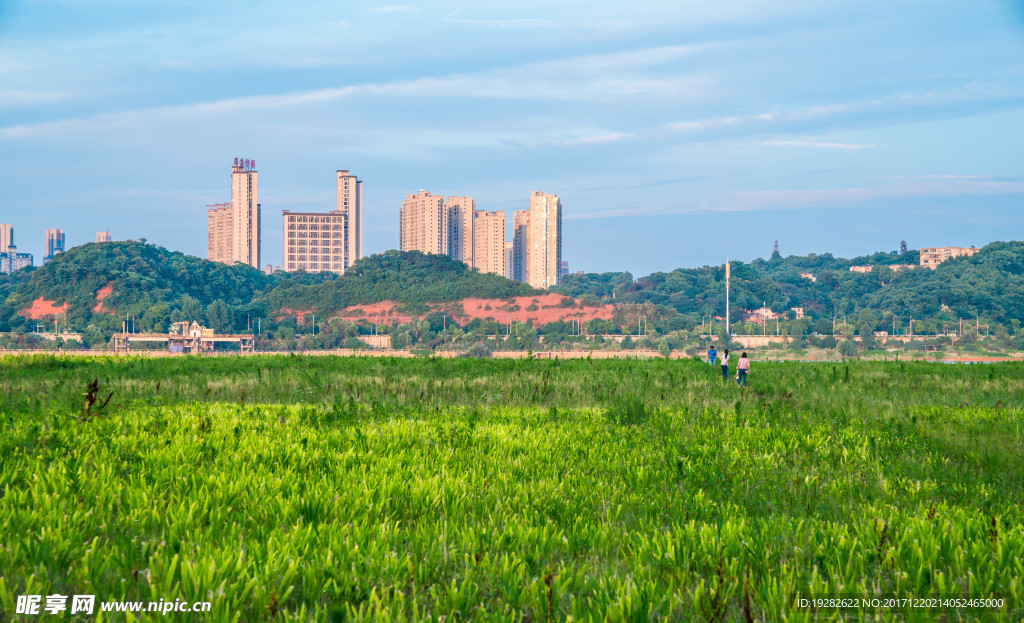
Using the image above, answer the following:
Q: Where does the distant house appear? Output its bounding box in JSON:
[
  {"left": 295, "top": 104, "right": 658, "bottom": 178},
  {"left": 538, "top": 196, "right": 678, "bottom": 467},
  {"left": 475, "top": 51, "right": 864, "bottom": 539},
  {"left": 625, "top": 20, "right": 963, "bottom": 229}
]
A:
[
  {"left": 799, "top": 272, "right": 816, "bottom": 282},
  {"left": 743, "top": 306, "right": 781, "bottom": 323},
  {"left": 919, "top": 246, "right": 979, "bottom": 269},
  {"left": 849, "top": 265, "right": 873, "bottom": 273}
]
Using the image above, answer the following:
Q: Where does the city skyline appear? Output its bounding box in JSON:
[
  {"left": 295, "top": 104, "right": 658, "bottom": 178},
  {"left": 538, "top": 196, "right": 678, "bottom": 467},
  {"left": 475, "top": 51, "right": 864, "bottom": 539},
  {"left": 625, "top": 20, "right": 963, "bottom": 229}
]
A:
[{"left": 1, "top": 1, "right": 1023, "bottom": 273}]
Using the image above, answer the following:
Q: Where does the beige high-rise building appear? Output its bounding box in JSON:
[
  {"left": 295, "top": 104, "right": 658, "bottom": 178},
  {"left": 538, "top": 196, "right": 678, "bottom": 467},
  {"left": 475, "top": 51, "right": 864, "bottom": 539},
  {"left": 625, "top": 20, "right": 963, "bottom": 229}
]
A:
[
  {"left": 336, "top": 170, "right": 362, "bottom": 270},
  {"left": 208, "top": 158, "right": 260, "bottom": 268},
  {"left": 282, "top": 211, "right": 345, "bottom": 272},
  {"left": 472, "top": 210, "right": 506, "bottom": 277},
  {"left": 96, "top": 230, "right": 111, "bottom": 243},
  {"left": 447, "top": 196, "right": 475, "bottom": 265},
  {"left": 511, "top": 210, "right": 530, "bottom": 283},
  {"left": 0, "top": 223, "right": 12, "bottom": 253},
  {"left": 44, "top": 228, "right": 65, "bottom": 263},
  {"left": 207, "top": 202, "right": 232, "bottom": 262},
  {"left": 523, "top": 191, "right": 562, "bottom": 289},
  {"left": 400, "top": 191, "right": 448, "bottom": 255}
]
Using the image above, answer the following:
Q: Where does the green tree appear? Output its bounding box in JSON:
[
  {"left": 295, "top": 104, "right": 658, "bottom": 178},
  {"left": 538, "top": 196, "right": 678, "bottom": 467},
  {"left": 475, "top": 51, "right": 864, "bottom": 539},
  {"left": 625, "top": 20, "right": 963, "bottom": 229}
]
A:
[{"left": 206, "top": 299, "right": 234, "bottom": 333}]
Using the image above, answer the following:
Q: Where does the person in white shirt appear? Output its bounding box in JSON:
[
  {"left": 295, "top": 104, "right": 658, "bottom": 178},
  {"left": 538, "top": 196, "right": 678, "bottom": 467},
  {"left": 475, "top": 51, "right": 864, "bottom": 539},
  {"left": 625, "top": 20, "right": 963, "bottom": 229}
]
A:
[{"left": 720, "top": 349, "right": 730, "bottom": 380}]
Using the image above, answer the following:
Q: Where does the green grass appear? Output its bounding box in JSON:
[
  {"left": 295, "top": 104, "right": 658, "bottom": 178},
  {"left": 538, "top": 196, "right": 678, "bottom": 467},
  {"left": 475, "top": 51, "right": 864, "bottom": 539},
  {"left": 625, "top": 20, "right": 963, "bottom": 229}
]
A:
[{"left": 1, "top": 355, "right": 1022, "bottom": 621}]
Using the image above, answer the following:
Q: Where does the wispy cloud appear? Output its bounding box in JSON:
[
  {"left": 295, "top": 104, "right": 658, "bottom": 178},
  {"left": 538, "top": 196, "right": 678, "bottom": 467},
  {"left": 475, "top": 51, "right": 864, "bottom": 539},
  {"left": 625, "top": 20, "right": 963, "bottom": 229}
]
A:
[
  {"left": 0, "top": 46, "right": 712, "bottom": 140},
  {"left": 758, "top": 139, "right": 875, "bottom": 149},
  {"left": 0, "top": 89, "right": 69, "bottom": 109},
  {"left": 368, "top": 4, "right": 416, "bottom": 14},
  {"left": 669, "top": 83, "right": 1024, "bottom": 139},
  {"left": 440, "top": 9, "right": 629, "bottom": 30},
  {"left": 567, "top": 178, "right": 1024, "bottom": 219}
]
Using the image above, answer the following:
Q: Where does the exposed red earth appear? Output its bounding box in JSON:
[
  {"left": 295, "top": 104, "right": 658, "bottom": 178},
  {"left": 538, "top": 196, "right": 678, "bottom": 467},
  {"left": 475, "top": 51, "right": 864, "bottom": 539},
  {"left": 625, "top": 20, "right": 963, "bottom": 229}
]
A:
[
  {"left": 329, "top": 293, "right": 616, "bottom": 326},
  {"left": 93, "top": 283, "right": 114, "bottom": 313},
  {"left": 20, "top": 297, "right": 69, "bottom": 320}
]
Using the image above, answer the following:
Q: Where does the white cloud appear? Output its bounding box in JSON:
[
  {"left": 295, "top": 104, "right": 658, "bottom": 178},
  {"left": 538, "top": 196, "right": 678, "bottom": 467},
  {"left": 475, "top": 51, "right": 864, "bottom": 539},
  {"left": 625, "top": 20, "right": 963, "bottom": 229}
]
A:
[
  {"left": 367, "top": 4, "right": 416, "bottom": 14},
  {"left": 0, "top": 89, "right": 69, "bottom": 109},
  {"left": 758, "top": 139, "right": 875, "bottom": 149},
  {"left": 567, "top": 178, "right": 1024, "bottom": 219}
]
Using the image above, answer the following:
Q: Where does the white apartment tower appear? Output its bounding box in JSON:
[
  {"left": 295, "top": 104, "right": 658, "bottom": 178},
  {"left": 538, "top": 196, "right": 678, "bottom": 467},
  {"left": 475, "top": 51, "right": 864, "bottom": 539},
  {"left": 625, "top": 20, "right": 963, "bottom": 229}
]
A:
[
  {"left": 513, "top": 191, "right": 561, "bottom": 289},
  {"left": 336, "top": 170, "right": 362, "bottom": 271},
  {"left": 208, "top": 158, "right": 260, "bottom": 268}
]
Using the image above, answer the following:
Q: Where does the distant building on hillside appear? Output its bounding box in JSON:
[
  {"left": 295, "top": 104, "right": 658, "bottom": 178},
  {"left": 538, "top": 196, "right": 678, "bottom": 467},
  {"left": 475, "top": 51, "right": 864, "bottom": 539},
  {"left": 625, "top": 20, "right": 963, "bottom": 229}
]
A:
[
  {"left": 96, "top": 230, "right": 111, "bottom": 243},
  {"left": 919, "top": 246, "right": 979, "bottom": 269},
  {"left": 799, "top": 272, "right": 816, "bottom": 282},
  {"left": 44, "top": 228, "right": 65, "bottom": 263},
  {"left": 743, "top": 306, "right": 781, "bottom": 323},
  {"left": 849, "top": 265, "right": 872, "bottom": 273}
]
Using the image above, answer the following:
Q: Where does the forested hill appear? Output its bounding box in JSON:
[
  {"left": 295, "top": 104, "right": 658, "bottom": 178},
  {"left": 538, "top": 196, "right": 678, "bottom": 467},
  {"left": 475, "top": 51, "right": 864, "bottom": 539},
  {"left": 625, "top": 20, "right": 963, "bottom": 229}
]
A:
[
  {"left": 0, "top": 242, "right": 535, "bottom": 341},
  {"left": 259, "top": 250, "right": 537, "bottom": 314},
  {"left": 556, "top": 241, "right": 1024, "bottom": 324}
]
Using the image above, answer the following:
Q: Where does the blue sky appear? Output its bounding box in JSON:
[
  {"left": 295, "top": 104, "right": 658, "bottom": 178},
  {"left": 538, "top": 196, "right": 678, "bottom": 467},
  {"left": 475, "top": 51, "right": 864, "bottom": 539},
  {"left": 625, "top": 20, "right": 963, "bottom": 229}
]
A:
[{"left": 1, "top": 0, "right": 1022, "bottom": 275}]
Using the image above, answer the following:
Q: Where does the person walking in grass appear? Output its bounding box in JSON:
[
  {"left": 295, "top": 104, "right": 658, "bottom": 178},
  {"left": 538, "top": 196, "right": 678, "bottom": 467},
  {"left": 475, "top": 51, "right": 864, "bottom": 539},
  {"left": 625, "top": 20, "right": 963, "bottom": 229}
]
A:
[
  {"left": 737, "top": 351, "right": 750, "bottom": 386},
  {"left": 720, "top": 349, "right": 730, "bottom": 380},
  {"left": 707, "top": 344, "right": 717, "bottom": 366}
]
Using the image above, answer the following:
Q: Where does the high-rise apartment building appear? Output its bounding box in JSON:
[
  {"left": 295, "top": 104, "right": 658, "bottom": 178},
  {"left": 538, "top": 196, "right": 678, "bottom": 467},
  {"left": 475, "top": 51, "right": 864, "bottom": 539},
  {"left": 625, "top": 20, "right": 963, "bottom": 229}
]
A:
[
  {"left": 282, "top": 211, "right": 345, "bottom": 273},
  {"left": 511, "top": 210, "right": 530, "bottom": 283},
  {"left": 447, "top": 196, "right": 475, "bottom": 265},
  {"left": 96, "top": 230, "right": 111, "bottom": 243},
  {"left": 336, "top": 170, "right": 362, "bottom": 270},
  {"left": 513, "top": 192, "right": 562, "bottom": 289},
  {"left": 281, "top": 170, "right": 363, "bottom": 274},
  {"left": 473, "top": 210, "right": 506, "bottom": 277},
  {"left": 400, "top": 191, "right": 448, "bottom": 255},
  {"left": 208, "top": 158, "right": 260, "bottom": 268},
  {"left": 207, "top": 202, "right": 232, "bottom": 262},
  {"left": 0, "top": 223, "right": 12, "bottom": 253},
  {"left": 44, "top": 228, "right": 65, "bottom": 263}
]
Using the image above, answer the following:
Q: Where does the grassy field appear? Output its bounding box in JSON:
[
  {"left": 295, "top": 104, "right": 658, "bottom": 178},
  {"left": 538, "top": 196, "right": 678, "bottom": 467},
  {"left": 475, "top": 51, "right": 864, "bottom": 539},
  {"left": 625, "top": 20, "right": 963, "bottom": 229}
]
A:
[{"left": 1, "top": 355, "right": 1022, "bottom": 621}]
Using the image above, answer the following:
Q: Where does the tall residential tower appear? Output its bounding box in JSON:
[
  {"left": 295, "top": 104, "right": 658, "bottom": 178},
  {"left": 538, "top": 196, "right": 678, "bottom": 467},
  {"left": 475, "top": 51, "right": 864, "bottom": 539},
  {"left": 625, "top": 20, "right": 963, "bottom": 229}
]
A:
[
  {"left": 44, "top": 228, "right": 65, "bottom": 263},
  {"left": 208, "top": 158, "right": 260, "bottom": 268},
  {"left": 512, "top": 192, "right": 561, "bottom": 289},
  {"left": 282, "top": 170, "right": 363, "bottom": 274},
  {"left": 400, "top": 191, "right": 448, "bottom": 255}
]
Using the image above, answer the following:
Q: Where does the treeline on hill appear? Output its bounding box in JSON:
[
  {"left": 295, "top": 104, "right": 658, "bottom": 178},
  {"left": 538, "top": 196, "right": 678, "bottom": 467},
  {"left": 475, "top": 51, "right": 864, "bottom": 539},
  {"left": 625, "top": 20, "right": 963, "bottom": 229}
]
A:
[
  {"left": 1, "top": 240, "right": 1023, "bottom": 351},
  {"left": 556, "top": 242, "right": 1024, "bottom": 330},
  {"left": 0, "top": 243, "right": 535, "bottom": 348}
]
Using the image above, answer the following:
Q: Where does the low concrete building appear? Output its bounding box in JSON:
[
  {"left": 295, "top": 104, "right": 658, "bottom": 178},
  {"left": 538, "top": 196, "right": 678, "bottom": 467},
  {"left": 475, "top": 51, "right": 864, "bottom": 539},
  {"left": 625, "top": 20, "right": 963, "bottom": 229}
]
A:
[{"left": 919, "top": 246, "right": 979, "bottom": 269}]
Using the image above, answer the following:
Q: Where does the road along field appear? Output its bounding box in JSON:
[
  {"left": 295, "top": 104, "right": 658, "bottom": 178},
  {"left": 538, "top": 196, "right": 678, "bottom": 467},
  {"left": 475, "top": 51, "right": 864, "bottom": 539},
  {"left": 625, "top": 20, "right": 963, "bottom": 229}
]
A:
[{"left": 1, "top": 356, "right": 1022, "bottom": 621}]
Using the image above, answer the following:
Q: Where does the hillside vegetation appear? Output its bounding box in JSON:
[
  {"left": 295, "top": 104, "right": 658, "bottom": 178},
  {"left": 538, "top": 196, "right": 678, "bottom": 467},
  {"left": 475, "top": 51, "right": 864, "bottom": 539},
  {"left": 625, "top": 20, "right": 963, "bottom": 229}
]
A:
[
  {"left": 2, "top": 240, "right": 1023, "bottom": 350},
  {"left": 557, "top": 241, "right": 1024, "bottom": 326}
]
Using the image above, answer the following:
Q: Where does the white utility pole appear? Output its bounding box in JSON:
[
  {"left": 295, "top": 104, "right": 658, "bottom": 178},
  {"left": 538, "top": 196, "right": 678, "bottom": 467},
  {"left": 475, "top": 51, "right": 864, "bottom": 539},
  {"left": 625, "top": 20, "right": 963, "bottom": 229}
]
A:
[{"left": 725, "top": 258, "right": 731, "bottom": 336}]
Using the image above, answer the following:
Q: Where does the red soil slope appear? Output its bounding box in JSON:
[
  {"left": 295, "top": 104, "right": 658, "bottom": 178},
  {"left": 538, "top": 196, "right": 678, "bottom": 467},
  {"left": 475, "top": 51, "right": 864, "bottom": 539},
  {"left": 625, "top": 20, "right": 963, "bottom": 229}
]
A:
[
  {"left": 93, "top": 283, "right": 114, "bottom": 313},
  {"left": 20, "top": 297, "right": 69, "bottom": 320},
  {"left": 329, "top": 293, "right": 615, "bottom": 326}
]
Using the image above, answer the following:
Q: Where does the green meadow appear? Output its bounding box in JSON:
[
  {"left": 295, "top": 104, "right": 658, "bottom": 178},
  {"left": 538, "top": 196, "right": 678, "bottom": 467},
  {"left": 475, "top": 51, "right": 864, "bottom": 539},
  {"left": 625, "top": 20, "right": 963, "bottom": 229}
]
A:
[{"left": 1, "top": 355, "right": 1022, "bottom": 621}]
